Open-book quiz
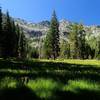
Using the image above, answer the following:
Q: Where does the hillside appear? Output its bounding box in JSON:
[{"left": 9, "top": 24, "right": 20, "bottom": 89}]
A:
[{"left": 14, "top": 18, "right": 100, "bottom": 48}]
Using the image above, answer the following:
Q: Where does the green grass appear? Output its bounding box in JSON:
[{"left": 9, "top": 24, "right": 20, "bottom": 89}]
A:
[
  {"left": 63, "top": 80, "right": 100, "bottom": 93},
  {"left": 0, "top": 77, "right": 17, "bottom": 89},
  {"left": 0, "top": 59, "right": 100, "bottom": 99},
  {"left": 27, "top": 78, "right": 60, "bottom": 98},
  {"left": 38, "top": 59, "right": 100, "bottom": 66}
]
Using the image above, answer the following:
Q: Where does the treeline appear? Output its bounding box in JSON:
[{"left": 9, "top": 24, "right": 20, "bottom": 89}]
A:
[
  {"left": 39, "top": 11, "right": 100, "bottom": 60},
  {"left": 60, "top": 24, "right": 95, "bottom": 59},
  {"left": 0, "top": 7, "right": 27, "bottom": 59},
  {"left": 0, "top": 7, "right": 100, "bottom": 60}
]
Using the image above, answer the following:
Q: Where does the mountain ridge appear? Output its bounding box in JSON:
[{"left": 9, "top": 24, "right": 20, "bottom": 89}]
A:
[
  {"left": 14, "top": 18, "right": 100, "bottom": 48},
  {"left": 14, "top": 17, "right": 100, "bottom": 38}
]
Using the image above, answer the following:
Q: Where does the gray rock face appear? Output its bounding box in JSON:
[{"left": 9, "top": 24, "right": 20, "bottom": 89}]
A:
[
  {"left": 15, "top": 18, "right": 50, "bottom": 38},
  {"left": 15, "top": 18, "right": 73, "bottom": 40},
  {"left": 14, "top": 18, "right": 100, "bottom": 48},
  {"left": 15, "top": 18, "right": 100, "bottom": 38}
]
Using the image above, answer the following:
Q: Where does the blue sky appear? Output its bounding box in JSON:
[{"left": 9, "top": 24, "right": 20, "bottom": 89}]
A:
[{"left": 0, "top": 0, "right": 100, "bottom": 25}]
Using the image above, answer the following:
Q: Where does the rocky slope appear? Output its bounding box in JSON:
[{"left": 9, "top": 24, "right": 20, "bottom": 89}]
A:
[
  {"left": 15, "top": 18, "right": 100, "bottom": 36},
  {"left": 14, "top": 18, "right": 100, "bottom": 47},
  {"left": 15, "top": 18, "right": 50, "bottom": 38}
]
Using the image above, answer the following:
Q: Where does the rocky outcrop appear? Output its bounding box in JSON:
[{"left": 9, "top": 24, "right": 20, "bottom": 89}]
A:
[{"left": 14, "top": 18, "right": 100, "bottom": 48}]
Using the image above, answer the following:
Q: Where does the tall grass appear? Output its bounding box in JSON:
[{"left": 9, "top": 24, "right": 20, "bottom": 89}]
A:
[
  {"left": 27, "top": 78, "right": 61, "bottom": 98},
  {"left": 0, "top": 77, "right": 17, "bottom": 89},
  {"left": 0, "top": 59, "right": 100, "bottom": 99},
  {"left": 63, "top": 80, "right": 100, "bottom": 93}
]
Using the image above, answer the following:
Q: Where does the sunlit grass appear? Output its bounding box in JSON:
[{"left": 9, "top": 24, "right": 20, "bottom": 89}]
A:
[
  {"left": 0, "top": 59, "right": 100, "bottom": 99},
  {"left": 0, "top": 77, "right": 17, "bottom": 89},
  {"left": 27, "top": 78, "right": 60, "bottom": 98},
  {"left": 35, "top": 59, "right": 100, "bottom": 66},
  {"left": 62, "top": 59, "right": 100, "bottom": 66},
  {"left": 63, "top": 80, "right": 100, "bottom": 93}
]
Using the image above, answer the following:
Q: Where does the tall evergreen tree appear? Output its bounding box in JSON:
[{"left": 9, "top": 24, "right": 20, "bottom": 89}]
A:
[
  {"left": 44, "top": 10, "right": 60, "bottom": 59},
  {"left": 78, "top": 24, "right": 86, "bottom": 59},
  {"left": 95, "top": 37, "right": 100, "bottom": 59},
  {"left": 69, "top": 24, "right": 86, "bottom": 59},
  {"left": 20, "top": 30, "right": 27, "bottom": 58},
  {"left": 16, "top": 24, "right": 27, "bottom": 59},
  {"left": 69, "top": 24, "right": 79, "bottom": 59},
  {"left": 16, "top": 24, "right": 21, "bottom": 58},
  {"left": 2, "top": 11, "right": 11, "bottom": 57},
  {"left": 2, "top": 11, "right": 17, "bottom": 58},
  {"left": 11, "top": 20, "right": 18, "bottom": 56},
  {"left": 0, "top": 7, "right": 2, "bottom": 56},
  {"left": 0, "top": 7, "right": 2, "bottom": 35},
  {"left": 44, "top": 31, "right": 53, "bottom": 59}
]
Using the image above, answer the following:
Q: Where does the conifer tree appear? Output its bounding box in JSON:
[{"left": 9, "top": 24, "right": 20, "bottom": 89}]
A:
[
  {"left": 2, "top": 11, "right": 11, "bottom": 57},
  {"left": 20, "top": 30, "right": 27, "bottom": 58},
  {"left": 0, "top": 7, "right": 2, "bottom": 36},
  {"left": 2, "top": 11, "right": 17, "bottom": 58},
  {"left": 44, "top": 10, "right": 60, "bottom": 59},
  {"left": 95, "top": 37, "right": 100, "bottom": 59},
  {"left": 0, "top": 7, "right": 2, "bottom": 56},
  {"left": 16, "top": 24, "right": 27, "bottom": 59},
  {"left": 69, "top": 24, "right": 79, "bottom": 59},
  {"left": 11, "top": 20, "right": 18, "bottom": 56},
  {"left": 16, "top": 24, "right": 21, "bottom": 58},
  {"left": 69, "top": 24, "right": 86, "bottom": 59},
  {"left": 78, "top": 24, "right": 86, "bottom": 59}
]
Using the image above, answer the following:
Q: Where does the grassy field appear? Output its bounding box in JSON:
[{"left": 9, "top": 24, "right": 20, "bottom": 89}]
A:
[{"left": 0, "top": 59, "right": 100, "bottom": 100}]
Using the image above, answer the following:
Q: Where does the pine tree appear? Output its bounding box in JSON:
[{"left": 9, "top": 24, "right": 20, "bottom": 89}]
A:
[
  {"left": 44, "top": 10, "right": 60, "bottom": 59},
  {"left": 2, "top": 11, "right": 17, "bottom": 58},
  {"left": 20, "top": 30, "right": 27, "bottom": 58},
  {"left": 16, "top": 24, "right": 27, "bottom": 59},
  {"left": 2, "top": 11, "right": 11, "bottom": 57},
  {"left": 95, "top": 36, "right": 100, "bottom": 59},
  {"left": 11, "top": 20, "right": 18, "bottom": 56},
  {"left": 69, "top": 24, "right": 79, "bottom": 59},
  {"left": 16, "top": 24, "right": 21, "bottom": 58},
  {"left": 0, "top": 7, "right": 2, "bottom": 57},
  {"left": 78, "top": 24, "right": 86, "bottom": 59},
  {"left": 44, "top": 31, "right": 53, "bottom": 59},
  {"left": 0, "top": 7, "right": 2, "bottom": 36},
  {"left": 69, "top": 24, "right": 86, "bottom": 59}
]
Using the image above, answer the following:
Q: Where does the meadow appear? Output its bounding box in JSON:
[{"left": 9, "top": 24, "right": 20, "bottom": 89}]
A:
[{"left": 0, "top": 59, "right": 100, "bottom": 100}]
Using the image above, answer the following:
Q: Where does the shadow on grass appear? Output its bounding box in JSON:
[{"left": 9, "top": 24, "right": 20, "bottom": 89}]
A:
[
  {"left": 0, "top": 86, "right": 40, "bottom": 100},
  {"left": 0, "top": 59, "right": 100, "bottom": 71},
  {"left": 0, "top": 59, "right": 100, "bottom": 99},
  {"left": 0, "top": 59, "right": 100, "bottom": 83},
  {"left": 0, "top": 86, "right": 100, "bottom": 100},
  {"left": 53, "top": 89, "right": 100, "bottom": 100}
]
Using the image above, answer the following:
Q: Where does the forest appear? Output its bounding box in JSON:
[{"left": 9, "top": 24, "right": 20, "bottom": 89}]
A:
[{"left": 0, "top": 8, "right": 100, "bottom": 60}]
